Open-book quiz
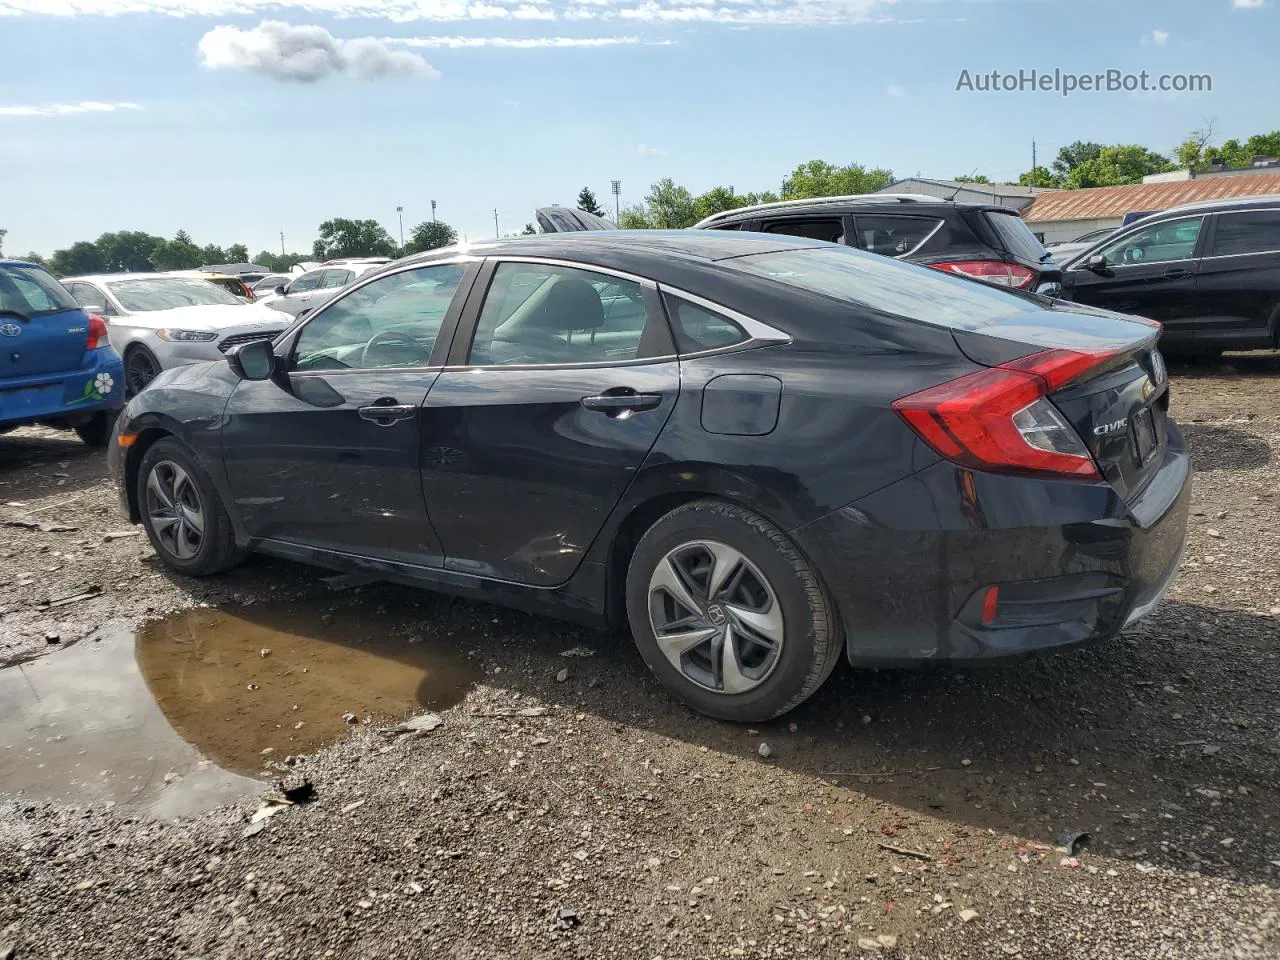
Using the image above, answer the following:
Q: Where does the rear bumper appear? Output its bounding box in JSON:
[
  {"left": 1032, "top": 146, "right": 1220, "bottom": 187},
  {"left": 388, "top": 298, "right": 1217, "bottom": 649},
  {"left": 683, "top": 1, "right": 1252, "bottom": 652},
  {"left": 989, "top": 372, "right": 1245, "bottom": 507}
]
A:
[
  {"left": 0, "top": 350, "right": 125, "bottom": 429},
  {"left": 792, "top": 422, "right": 1191, "bottom": 665}
]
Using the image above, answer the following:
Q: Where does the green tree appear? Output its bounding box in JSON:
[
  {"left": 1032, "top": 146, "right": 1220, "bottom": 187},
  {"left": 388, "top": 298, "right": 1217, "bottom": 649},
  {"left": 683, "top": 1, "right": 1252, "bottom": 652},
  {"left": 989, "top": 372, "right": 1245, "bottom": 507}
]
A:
[
  {"left": 693, "top": 186, "right": 749, "bottom": 222},
  {"left": 1051, "top": 141, "right": 1104, "bottom": 180},
  {"left": 50, "top": 241, "right": 106, "bottom": 277},
  {"left": 617, "top": 205, "right": 654, "bottom": 229},
  {"left": 521, "top": 223, "right": 538, "bottom": 235},
  {"left": 21, "top": 251, "right": 48, "bottom": 267},
  {"left": 953, "top": 174, "right": 991, "bottom": 184},
  {"left": 403, "top": 220, "right": 458, "bottom": 255},
  {"left": 1065, "top": 145, "right": 1174, "bottom": 188},
  {"left": 643, "top": 178, "right": 698, "bottom": 228},
  {"left": 149, "top": 230, "right": 203, "bottom": 271},
  {"left": 96, "top": 231, "right": 163, "bottom": 272},
  {"left": 226, "top": 243, "right": 250, "bottom": 263},
  {"left": 576, "top": 187, "right": 605, "bottom": 217},
  {"left": 312, "top": 219, "right": 397, "bottom": 260},
  {"left": 1017, "top": 166, "right": 1061, "bottom": 188},
  {"left": 199, "top": 243, "right": 227, "bottom": 266},
  {"left": 780, "top": 160, "right": 893, "bottom": 200}
]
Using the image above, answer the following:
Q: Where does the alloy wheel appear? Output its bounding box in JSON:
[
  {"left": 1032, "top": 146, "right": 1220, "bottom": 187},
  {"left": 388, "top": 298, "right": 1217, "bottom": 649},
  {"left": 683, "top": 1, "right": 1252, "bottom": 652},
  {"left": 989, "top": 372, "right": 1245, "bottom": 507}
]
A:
[
  {"left": 126, "top": 351, "right": 159, "bottom": 398},
  {"left": 647, "top": 539, "right": 784, "bottom": 695},
  {"left": 144, "top": 460, "right": 205, "bottom": 561}
]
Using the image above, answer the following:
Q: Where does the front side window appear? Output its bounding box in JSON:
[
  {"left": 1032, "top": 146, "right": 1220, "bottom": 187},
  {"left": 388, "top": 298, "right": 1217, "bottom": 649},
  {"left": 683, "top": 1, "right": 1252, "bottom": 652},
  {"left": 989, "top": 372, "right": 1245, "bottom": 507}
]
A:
[
  {"left": 762, "top": 218, "right": 844, "bottom": 244},
  {"left": 854, "top": 216, "right": 943, "bottom": 258},
  {"left": 289, "top": 271, "right": 323, "bottom": 294},
  {"left": 0, "top": 264, "right": 80, "bottom": 316},
  {"left": 105, "top": 277, "right": 244, "bottom": 311},
  {"left": 1209, "top": 210, "right": 1280, "bottom": 257},
  {"left": 1098, "top": 216, "right": 1204, "bottom": 266},
  {"left": 292, "top": 263, "right": 466, "bottom": 372},
  {"left": 468, "top": 263, "right": 653, "bottom": 366}
]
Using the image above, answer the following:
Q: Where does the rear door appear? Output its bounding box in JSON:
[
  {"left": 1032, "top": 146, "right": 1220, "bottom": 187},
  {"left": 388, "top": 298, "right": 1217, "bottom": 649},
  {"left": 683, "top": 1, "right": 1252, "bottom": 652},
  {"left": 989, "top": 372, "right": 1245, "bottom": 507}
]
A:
[
  {"left": 1190, "top": 208, "right": 1280, "bottom": 349},
  {"left": 419, "top": 257, "right": 680, "bottom": 586},
  {"left": 1061, "top": 214, "right": 1208, "bottom": 343},
  {"left": 0, "top": 264, "right": 90, "bottom": 378}
]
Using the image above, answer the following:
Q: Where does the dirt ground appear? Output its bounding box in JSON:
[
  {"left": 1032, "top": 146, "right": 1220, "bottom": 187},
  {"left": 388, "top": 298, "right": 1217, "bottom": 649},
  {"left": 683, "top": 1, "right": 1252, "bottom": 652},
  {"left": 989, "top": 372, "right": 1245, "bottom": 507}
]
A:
[{"left": 2, "top": 355, "right": 1279, "bottom": 959}]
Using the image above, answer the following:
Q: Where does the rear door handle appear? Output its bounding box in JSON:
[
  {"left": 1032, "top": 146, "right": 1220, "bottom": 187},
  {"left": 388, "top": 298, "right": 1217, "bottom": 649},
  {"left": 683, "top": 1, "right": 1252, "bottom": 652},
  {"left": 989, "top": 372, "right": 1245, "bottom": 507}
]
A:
[
  {"left": 581, "top": 392, "right": 662, "bottom": 414},
  {"left": 358, "top": 403, "right": 417, "bottom": 425}
]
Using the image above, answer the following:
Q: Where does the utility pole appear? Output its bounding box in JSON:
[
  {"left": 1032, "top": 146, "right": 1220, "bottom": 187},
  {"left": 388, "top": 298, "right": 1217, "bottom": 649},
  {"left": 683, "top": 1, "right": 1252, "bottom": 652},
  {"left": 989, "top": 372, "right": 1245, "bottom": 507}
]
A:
[
  {"left": 396, "top": 206, "right": 404, "bottom": 246},
  {"left": 431, "top": 200, "right": 437, "bottom": 222},
  {"left": 1031, "top": 140, "right": 1038, "bottom": 190},
  {"left": 279, "top": 231, "right": 285, "bottom": 256},
  {"left": 494, "top": 209, "right": 500, "bottom": 238},
  {"left": 611, "top": 180, "right": 621, "bottom": 222}
]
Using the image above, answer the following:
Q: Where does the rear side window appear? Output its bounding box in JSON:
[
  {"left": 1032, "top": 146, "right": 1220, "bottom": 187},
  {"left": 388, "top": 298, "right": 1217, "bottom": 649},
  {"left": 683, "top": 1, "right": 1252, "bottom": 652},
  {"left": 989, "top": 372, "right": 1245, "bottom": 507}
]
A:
[
  {"left": 321, "top": 270, "right": 353, "bottom": 288},
  {"left": 984, "top": 212, "right": 1050, "bottom": 263},
  {"left": 762, "top": 218, "right": 845, "bottom": 244},
  {"left": 728, "top": 246, "right": 1032, "bottom": 332},
  {"left": 663, "top": 295, "right": 748, "bottom": 352},
  {"left": 0, "top": 264, "right": 80, "bottom": 317},
  {"left": 1209, "top": 210, "right": 1280, "bottom": 257},
  {"left": 853, "top": 216, "right": 942, "bottom": 257}
]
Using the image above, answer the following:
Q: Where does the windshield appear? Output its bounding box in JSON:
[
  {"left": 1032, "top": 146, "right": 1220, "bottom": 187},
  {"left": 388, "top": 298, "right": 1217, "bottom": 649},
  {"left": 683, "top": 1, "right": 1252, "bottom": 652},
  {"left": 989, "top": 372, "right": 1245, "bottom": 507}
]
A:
[
  {"left": 106, "top": 277, "right": 245, "bottom": 312},
  {"left": 727, "top": 246, "right": 1036, "bottom": 332},
  {"left": 985, "top": 211, "right": 1051, "bottom": 263},
  {"left": 0, "top": 263, "right": 81, "bottom": 317}
]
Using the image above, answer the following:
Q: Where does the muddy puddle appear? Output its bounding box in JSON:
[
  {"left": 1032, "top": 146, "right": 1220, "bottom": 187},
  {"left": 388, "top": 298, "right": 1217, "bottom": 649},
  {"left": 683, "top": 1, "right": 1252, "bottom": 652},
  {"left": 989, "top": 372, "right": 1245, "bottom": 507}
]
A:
[{"left": 0, "top": 604, "right": 479, "bottom": 817}]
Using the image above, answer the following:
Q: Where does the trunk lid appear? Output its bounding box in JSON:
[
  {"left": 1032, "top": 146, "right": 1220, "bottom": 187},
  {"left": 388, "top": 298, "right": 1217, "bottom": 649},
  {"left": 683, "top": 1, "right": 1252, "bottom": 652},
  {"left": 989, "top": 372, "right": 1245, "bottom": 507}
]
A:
[
  {"left": 952, "top": 305, "right": 1168, "bottom": 501},
  {"left": 0, "top": 263, "right": 92, "bottom": 378}
]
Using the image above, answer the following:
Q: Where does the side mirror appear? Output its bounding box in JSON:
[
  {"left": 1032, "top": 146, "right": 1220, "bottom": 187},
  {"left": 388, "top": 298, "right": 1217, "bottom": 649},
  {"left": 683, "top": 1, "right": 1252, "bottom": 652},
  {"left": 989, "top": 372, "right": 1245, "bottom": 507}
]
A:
[
  {"left": 1085, "top": 254, "right": 1108, "bottom": 272},
  {"left": 274, "top": 285, "right": 287, "bottom": 297},
  {"left": 295, "top": 307, "right": 311, "bottom": 320},
  {"left": 226, "top": 339, "right": 276, "bottom": 381}
]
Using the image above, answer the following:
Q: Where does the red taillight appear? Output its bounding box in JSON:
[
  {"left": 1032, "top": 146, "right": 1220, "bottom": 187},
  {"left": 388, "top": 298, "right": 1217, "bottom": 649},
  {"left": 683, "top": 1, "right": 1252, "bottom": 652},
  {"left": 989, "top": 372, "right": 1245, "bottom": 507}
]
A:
[
  {"left": 892, "top": 348, "right": 1116, "bottom": 480},
  {"left": 932, "top": 259, "right": 1037, "bottom": 289},
  {"left": 981, "top": 585, "right": 1000, "bottom": 625},
  {"left": 86, "top": 314, "right": 110, "bottom": 351}
]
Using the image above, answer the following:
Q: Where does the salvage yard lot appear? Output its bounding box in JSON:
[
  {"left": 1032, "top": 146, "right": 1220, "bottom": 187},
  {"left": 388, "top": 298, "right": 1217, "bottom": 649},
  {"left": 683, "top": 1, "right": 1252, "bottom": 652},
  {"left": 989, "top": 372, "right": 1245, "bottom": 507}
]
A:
[{"left": 1, "top": 357, "right": 1279, "bottom": 959}]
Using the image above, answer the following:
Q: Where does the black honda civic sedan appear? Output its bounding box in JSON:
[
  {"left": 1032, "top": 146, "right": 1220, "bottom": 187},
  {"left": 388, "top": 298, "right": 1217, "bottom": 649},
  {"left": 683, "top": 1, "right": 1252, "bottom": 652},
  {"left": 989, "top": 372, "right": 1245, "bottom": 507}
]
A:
[{"left": 109, "top": 232, "right": 1190, "bottom": 722}]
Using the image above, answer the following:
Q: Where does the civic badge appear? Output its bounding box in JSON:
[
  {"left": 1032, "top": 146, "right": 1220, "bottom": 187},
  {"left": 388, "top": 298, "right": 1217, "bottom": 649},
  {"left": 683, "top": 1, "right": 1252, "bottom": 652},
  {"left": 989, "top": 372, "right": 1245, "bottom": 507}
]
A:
[{"left": 0, "top": 323, "right": 21, "bottom": 337}]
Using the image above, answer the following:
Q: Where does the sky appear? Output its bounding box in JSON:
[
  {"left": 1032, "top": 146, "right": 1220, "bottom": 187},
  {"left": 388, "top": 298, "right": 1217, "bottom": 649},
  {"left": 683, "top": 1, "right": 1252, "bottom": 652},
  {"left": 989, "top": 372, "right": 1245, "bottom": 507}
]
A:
[{"left": 0, "top": 0, "right": 1275, "bottom": 261}]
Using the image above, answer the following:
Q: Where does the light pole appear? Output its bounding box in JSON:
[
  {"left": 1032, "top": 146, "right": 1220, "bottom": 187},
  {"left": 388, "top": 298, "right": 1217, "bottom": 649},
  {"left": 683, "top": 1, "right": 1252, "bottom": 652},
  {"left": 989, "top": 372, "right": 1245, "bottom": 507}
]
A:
[
  {"left": 431, "top": 200, "right": 437, "bottom": 223},
  {"left": 395, "top": 206, "right": 404, "bottom": 247},
  {"left": 611, "top": 180, "right": 621, "bottom": 222},
  {"left": 493, "top": 208, "right": 500, "bottom": 238}
]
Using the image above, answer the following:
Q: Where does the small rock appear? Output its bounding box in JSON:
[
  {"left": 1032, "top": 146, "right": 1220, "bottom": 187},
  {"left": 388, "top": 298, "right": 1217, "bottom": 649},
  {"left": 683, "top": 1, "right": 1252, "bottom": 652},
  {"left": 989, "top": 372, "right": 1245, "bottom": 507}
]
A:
[
  {"left": 1202, "top": 743, "right": 1222, "bottom": 756},
  {"left": 758, "top": 742, "right": 773, "bottom": 759},
  {"left": 241, "top": 822, "right": 267, "bottom": 839},
  {"left": 876, "top": 934, "right": 898, "bottom": 948},
  {"left": 1269, "top": 607, "right": 1280, "bottom": 616},
  {"left": 788, "top": 722, "right": 798, "bottom": 733},
  {"left": 857, "top": 939, "right": 882, "bottom": 953},
  {"left": 1206, "top": 529, "right": 1223, "bottom": 539},
  {"left": 342, "top": 713, "right": 358, "bottom": 724},
  {"left": 554, "top": 907, "right": 582, "bottom": 930},
  {"left": 259, "top": 648, "right": 271, "bottom": 658},
  {"left": 1203, "top": 586, "right": 1218, "bottom": 594},
  {"left": 959, "top": 908, "right": 979, "bottom": 923},
  {"left": 559, "top": 646, "right": 595, "bottom": 658},
  {"left": 960, "top": 759, "right": 972, "bottom": 767},
  {"left": 247, "top": 684, "right": 259, "bottom": 691},
  {"left": 555, "top": 668, "right": 569, "bottom": 683},
  {"left": 381, "top": 713, "right": 443, "bottom": 738},
  {"left": 45, "top": 632, "right": 61, "bottom": 644},
  {"left": 861, "top": 714, "right": 873, "bottom": 726}
]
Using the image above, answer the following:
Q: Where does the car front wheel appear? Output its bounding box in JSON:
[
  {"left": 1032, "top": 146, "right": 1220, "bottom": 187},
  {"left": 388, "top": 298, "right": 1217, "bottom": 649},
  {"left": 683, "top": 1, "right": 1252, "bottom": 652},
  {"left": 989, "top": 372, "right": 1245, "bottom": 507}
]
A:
[
  {"left": 625, "top": 499, "right": 841, "bottom": 722},
  {"left": 137, "top": 438, "right": 247, "bottom": 576}
]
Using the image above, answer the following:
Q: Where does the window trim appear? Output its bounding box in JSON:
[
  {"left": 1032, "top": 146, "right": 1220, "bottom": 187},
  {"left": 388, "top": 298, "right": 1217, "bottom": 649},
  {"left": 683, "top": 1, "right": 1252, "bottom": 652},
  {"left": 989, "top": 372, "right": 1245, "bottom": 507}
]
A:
[
  {"left": 1201, "top": 208, "right": 1280, "bottom": 261},
  {"left": 657, "top": 285, "right": 792, "bottom": 358},
  {"left": 280, "top": 256, "right": 483, "bottom": 377},
  {"left": 445, "top": 256, "right": 672, "bottom": 370},
  {"left": 852, "top": 214, "right": 945, "bottom": 260}
]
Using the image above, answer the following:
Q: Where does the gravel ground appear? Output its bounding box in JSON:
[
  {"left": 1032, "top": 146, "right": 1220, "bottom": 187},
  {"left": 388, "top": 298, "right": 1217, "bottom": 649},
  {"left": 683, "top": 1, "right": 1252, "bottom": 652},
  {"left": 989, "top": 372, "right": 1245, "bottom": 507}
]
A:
[{"left": 2, "top": 356, "right": 1279, "bottom": 959}]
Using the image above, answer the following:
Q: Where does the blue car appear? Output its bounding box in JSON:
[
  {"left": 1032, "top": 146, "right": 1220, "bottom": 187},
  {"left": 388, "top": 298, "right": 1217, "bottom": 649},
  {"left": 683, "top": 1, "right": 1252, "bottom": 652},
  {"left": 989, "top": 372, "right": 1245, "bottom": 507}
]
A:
[{"left": 0, "top": 259, "right": 125, "bottom": 447}]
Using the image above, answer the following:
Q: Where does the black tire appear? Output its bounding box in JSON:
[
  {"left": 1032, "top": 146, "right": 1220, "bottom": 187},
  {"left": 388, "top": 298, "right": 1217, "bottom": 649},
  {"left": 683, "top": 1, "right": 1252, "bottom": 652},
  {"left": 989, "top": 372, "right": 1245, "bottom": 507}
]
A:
[
  {"left": 625, "top": 499, "right": 841, "bottom": 723},
  {"left": 124, "top": 345, "right": 162, "bottom": 398},
  {"left": 137, "top": 438, "right": 248, "bottom": 577},
  {"left": 74, "top": 410, "right": 116, "bottom": 448}
]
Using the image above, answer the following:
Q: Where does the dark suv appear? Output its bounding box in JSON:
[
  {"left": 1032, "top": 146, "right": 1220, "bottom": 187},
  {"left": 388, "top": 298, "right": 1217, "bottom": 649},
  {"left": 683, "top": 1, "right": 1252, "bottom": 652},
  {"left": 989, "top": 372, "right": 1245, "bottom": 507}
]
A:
[
  {"left": 1059, "top": 196, "right": 1280, "bottom": 355},
  {"left": 692, "top": 195, "right": 1063, "bottom": 295}
]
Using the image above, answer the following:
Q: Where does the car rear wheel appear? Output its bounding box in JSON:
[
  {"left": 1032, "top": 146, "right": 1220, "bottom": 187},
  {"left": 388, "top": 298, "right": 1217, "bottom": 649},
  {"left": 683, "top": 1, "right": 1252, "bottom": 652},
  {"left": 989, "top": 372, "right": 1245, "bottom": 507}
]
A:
[
  {"left": 625, "top": 499, "right": 841, "bottom": 722},
  {"left": 138, "top": 438, "right": 247, "bottom": 577},
  {"left": 125, "top": 346, "right": 161, "bottom": 398},
  {"left": 74, "top": 410, "right": 116, "bottom": 448}
]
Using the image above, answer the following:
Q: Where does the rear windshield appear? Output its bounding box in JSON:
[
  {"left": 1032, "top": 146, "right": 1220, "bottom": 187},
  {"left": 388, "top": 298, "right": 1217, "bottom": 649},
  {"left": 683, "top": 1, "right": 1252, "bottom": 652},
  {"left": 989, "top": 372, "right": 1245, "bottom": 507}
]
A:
[
  {"left": 985, "top": 211, "right": 1051, "bottom": 264},
  {"left": 0, "top": 264, "right": 81, "bottom": 317},
  {"left": 727, "top": 246, "right": 1034, "bottom": 331},
  {"left": 106, "top": 277, "right": 245, "bottom": 311}
]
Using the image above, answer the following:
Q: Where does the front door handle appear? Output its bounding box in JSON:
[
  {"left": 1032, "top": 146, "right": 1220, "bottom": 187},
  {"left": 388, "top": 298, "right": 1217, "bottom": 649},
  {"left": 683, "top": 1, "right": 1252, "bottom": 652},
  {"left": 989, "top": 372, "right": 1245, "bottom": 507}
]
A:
[
  {"left": 1163, "top": 267, "right": 1193, "bottom": 279},
  {"left": 358, "top": 402, "right": 417, "bottom": 425},
  {"left": 581, "top": 392, "right": 663, "bottom": 415}
]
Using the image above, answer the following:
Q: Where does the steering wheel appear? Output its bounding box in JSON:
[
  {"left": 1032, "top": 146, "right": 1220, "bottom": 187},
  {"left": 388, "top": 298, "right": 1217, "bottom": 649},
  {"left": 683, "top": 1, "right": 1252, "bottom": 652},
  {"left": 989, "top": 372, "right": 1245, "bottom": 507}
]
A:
[
  {"left": 361, "top": 329, "right": 431, "bottom": 368},
  {"left": 1123, "top": 247, "right": 1146, "bottom": 264}
]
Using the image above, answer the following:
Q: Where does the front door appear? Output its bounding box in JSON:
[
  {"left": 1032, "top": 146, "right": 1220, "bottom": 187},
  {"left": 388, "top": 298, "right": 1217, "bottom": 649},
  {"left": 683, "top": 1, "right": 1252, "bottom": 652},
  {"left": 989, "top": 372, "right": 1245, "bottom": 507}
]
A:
[
  {"left": 420, "top": 258, "right": 680, "bottom": 586},
  {"left": 1062, "top": 214, "right": 1207, "bottom": 344},
  {"left": 221, "top": 260, "right": 477, "bottom": 565}
]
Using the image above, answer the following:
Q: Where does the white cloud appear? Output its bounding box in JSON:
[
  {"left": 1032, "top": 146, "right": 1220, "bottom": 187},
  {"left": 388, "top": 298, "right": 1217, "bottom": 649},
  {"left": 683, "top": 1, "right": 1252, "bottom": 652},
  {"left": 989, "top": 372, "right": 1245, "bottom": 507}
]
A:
[
  {"left": 199, "top": 21, "right": 436, "bottom": 81},
  {"left": 886, "top": 84, "right": 905, "bottom": 97},
  {"left": 383, "top": 33, "right": 669, "bottom": 46},
  {"left": 1143, "top": 28, "right": 1169, "bottom": 45},
  {"left": 637, "top": 143, "right": 667, "bottom": 156},
  {"left": 0, "top": 100, "right": 141, "bottom": 118},
  {"left": 1, "top": 0, "right": 900, "bottom": 25},
  {"left": 1233, "top": 0, "right": 1266, "bottom": 8}
]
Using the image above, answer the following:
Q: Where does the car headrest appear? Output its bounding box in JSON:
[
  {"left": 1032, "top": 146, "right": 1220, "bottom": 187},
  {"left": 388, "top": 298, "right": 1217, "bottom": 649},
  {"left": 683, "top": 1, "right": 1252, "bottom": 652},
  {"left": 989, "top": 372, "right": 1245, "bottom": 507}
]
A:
[{"left": 535, "top": 275, "right": 605, "bottom": 332}]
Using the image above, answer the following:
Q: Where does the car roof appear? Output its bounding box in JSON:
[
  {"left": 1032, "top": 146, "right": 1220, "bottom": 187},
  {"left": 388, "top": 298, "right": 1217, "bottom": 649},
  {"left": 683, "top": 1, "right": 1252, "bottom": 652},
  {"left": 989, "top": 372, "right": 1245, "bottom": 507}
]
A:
[
  {"left": 0, "top": 258, "right": 46, "bottom": 269},
  {"left": 61, "top": 273, "right": 207, "bottom": 283},
  {"left": 1128, "top": 194, "right": 1280, "bottom": 222},
  {"left": 692, "top": 194, "right": 1013, "bottom": 228}
]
